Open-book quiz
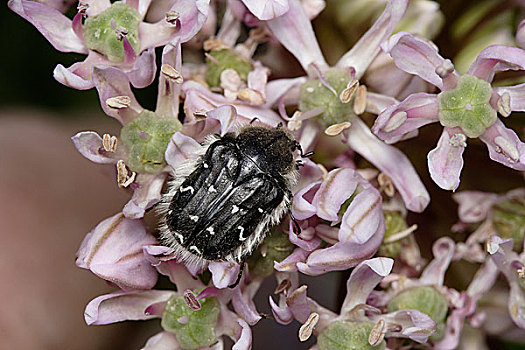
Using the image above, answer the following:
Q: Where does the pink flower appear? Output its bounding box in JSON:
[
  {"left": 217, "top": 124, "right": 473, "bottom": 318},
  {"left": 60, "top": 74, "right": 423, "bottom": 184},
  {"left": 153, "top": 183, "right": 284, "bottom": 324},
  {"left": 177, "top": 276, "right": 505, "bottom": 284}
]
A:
[
  {"left": 373, "top": 32, "right": 525, "bottom": 190},
  {"left": 9, "top": 0, "right": 209, "bottom": 89}
]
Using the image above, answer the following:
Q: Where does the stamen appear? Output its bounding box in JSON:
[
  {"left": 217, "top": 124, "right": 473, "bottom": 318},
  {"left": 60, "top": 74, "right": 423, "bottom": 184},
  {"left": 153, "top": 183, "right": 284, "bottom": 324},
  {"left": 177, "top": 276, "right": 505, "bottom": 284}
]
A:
[
  {"left": 353, "top": 85, "right": 367, "bottom": 115},
  {"left": 497, "top": 92, "right": 511, "bottom": 117},
  {"left": 183, "top": 289, "right": 201, "bottom": 311},
  {"left": 449, "top": 133, "right": 467, "bottom": 148},
  {"left": 193, "top": 109, "right": 208, "bottom": 121},
  {"left": 384, "top": 224, "right": 418, "bottom": 243},
  {"left": 517, "top": 267, "right": 525, "bottom": 279},
  {"left": 317, "top": 163, "right": 328, "bottom": 179},
  {"left": 494, "top": 136, "right": 519, "bottom": 162},
  {"left": 161, "top": 64, "right": 183, "bottom": 84},
  {"left": 102, "top": 134, "right": 118, "bottom": 152},
  {"left": 368, "top": 319, "right": 386, "bottom": 346},
  {"left": 378, "top": 173, "right": 395, "bottom": 197},
  {"left": 204, "top": 52, "right": 221, "bottom": 65},
  {"left": 435, "top": 59, "right": 454, "bottom": 79},
  {"left": 339, "top": 80, "right": 359, "bottom": 104},
  {"left": 165, "top": 11, "right": 180, "bottom": 25},
  {"left": 383, "top": 111, "right": 407, "bottom": 132},
  {"left": 324, "top": 122, "right": 352, "bottom": 136},
  {"left": 115, "top": 26, "right": 128, "bottom": 41},
  {"left": 116, "top": 160, "right": 136, "bottom": 188},
  {"left": 106, "top": 96, "right": 131, "bottom": 109},
  {"left": 298, "top": 312, "right": 319, "bottom": 342},
  {"left": 238, "top": 89, "right": 265, "bottom": 105},
  {"left": 203, "top": 38, "right": 230, "bottom": 51},
  {"left": 274, "top": 279, "right": 292, "bottom": 295}
]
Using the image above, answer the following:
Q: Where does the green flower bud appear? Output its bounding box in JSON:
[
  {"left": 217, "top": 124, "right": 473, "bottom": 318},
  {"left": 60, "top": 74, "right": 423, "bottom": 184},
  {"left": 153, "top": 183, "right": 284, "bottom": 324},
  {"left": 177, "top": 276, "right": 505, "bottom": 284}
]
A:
[
  {"left": 378, "top": 211, "right": 408, "bottom": 258},
  {"left": 247, "top": 228, "right": 294, "bottom": 277},
  {"left": 318, "top": 321, "right": 386, "bottom": 350},
  {"left": 161, "top": 294, "right": 221, "bottom": 350},
  {"left": 84, "top": 2, "right": 141, "bottom": 62},
  {"left": 492, "top": 197, "right": 525, "bottom": 251},
  {"left": 387, "top": 286, "right": 448, "bottom": 324},
  {"left": 299, "top": 68, "right": 354, "bottom": 128},
  {"left": 205, "top": 49, "right": 252, "bottom": 88},
  {"left": 120, "top": 110, "right": 182, "bottom": 173},
  {"left": 437, "top": 74, "right": 496, "bottom": 138}
]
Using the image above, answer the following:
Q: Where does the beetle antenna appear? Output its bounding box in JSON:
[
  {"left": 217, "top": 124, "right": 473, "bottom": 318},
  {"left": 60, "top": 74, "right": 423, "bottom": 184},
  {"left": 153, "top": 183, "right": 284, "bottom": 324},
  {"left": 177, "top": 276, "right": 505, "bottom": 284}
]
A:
[
  {"left": 276, "top": 121, "right": 284, "bottom": 128},
  {"left": 250, "top": 117, "right": 260, "bottom": 125},
  {"left": 228, "top": 261, "right": 246, "bottom": 288},
  {"left": 289, "top": 210, "right": 301, "bottom": 235}
]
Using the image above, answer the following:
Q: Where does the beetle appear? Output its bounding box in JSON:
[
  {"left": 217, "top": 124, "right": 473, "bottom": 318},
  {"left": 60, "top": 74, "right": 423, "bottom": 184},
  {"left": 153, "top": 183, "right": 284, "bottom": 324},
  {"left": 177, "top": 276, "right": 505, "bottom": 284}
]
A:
[{"left": 157, "top": 123, "right": 311, "bottom": 286}]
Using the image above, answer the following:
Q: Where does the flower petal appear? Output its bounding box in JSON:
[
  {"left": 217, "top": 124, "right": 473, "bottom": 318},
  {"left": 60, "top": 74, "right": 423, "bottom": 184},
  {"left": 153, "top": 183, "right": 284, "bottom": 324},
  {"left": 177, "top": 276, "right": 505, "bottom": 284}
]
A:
[
  {"left": 266, "top": 0, "right": 328, "bottom": 72},
  {"left": 372, "top": 93, "right": 439, "bottom": 143},
  {"left": 71, "top": 131, "right": 120, "bottom": 164},
  {"left": 92, "top": 67, "right": 143, "bottom": 125},
  {"left": 517, "top": 19, "right": 525, "bottom": 49},
  {"left": 182, "top": 81, "right": 283, "bottom": 125},
  {"left": 427, "top": 127, "right": 466, "bottom": 191},
  {"left": 209, "top": 261, "right": 241, "bottom": 289},
  {"left": 142, "top": 331, "right": 180, "bottom": 350},
  {"left": 263, "top": 77, "right": 307, "bottom": 108},
  {"left": 376, "top": 309, "right": 437, "bottom": 343},
  {"left": 336, "top": 0, "right": 409, "bottom": 79},
  {"left": 156, "top": 42, "right": 182, "bottom": 118},
  {"left": 241, "top": 0, "right": 289, "bottom": 20},
  {"left": 274, "top": 247, "right": 310, "bottom": 272},
  {"left": 312, "top": 168, "right": 358, "bottom": 222},
  {"left": 339, "top": 186, "right": 383, "bottom": 244},
  {"left": 232, "top": 287, "right": 262, "bottom": 325},
  {"left": 468, "top": 45, "right": 525, "bottom": 82},
  {"left": 269, "top": 296, "right": 293, "bottom": 324},
  {"left": 207, "top": 105, "right": 238, "bottom": 136},
  {"left": 340, "top": 257, "right": 393, "bottom": 314},
  {"left": 382, "top": 32, "right": 459, "bottom": 90},
  {"left": 76, "top": 212, "right": 158, "bottom": 290},
  {"left": 123, "top": 173, "right": 167, "bottom": 219},
  {"left": 232, "top": 318, "right": 252, "bottom": 350},
  {"left": 297, "top": 228, "right": 383, "bottom": 276},
  {"left": 452, "top": 191, "right": 498, "bottom": 223},
  {"left": 128, "top": 48, "right": 157, "bottom": 88},
  {"left": 346, "top": 118, "right": 430, "bottom": 212},
  {"left": 8, "top": 0, "right": 87, "bottom": 53},
  {"left": 84, "top": 290, "right": 174, "bottom": 325},
  {"left": 479, "top": 119, "right": 525, "bottom": 171},
  {"left": 419, "top": 237, "right": 455, "bottom": 286},
  {"left": 165, "top": 132, "right": 202, "bottom": 170}
]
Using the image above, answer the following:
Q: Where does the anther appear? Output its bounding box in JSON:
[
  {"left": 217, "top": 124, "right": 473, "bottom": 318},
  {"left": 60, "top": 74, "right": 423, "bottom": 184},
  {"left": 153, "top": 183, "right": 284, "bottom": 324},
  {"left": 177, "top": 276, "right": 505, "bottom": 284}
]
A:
[
  {"left": 494, "top": 136, "right": 519, "bottom": 162},
  {"left": 383, "top": 111, "right": 407, "bottom": 132},
  {"left": 298, "top": 312, "right": 319, "bottom": 342},
  {"left": 102, "top": 134, "right": 118, "bottom": 152},
  {"left": 193, "top": 109, "right": 208, "bottom": 120},
  {"left": 115, "top": 26, "right": 128, "bottom": 41},
  {"left": 116, "top": 160, "right": 136, "bottom": 188},
  {"left": 77, "top": 1, "right": 89, "bottom": 16},
  {"left": 435, "top": 59, "right": 454, "bottom": 79},
  {"left": 161, "top": 64, "right": 183, "bottom": 84},
  {"left": 518, "top": 267, "right": 525, "bottom": 279},
  {"left": 378, "top": 173, "right": 395, "bottom": 197},
  {"left": 165, "top": 11, "right": 180, "bottom": 25},
  {"left": 325, "top": 122, "right": 352, "bottom": 136},
  {"left": 274, "top": 279, "right": 292, "bottom": 295},
  {"left": 368, "top": 319, "right": 386, "bottom": 346},
  {"left": 449, "top": 133, "right": 467, "bottom": 148},
  {"left": 183, "top": 289, "right": 201, "bottom": 311},
  {"left": 288, "top": 111, "right": 303, "bottom": 131},
  {"left": 353, "top": 85, "right": 367, "bottom": 115},
  {"left": 203, "top": 38, "right": 230, "bottom": 51},
  {"left": 106, "top": 96, "right": 131, "bottom": 109},
  {"left": 497, "top": 92, "right": 511, "bottom": 117},
  {"left": 339, "top": 80, "right": 359, "bottom": 104}
]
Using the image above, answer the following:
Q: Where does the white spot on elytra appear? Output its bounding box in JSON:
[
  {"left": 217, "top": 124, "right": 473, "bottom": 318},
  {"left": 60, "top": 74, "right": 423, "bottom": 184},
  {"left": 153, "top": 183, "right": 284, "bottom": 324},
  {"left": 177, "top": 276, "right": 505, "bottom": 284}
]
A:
[
  {"left": 189, "top": 215, "right": 199, "bottom": 222},
  {"left": 231, "top": 205, "right": 239, "bottom": 214},
  {"left": 180, "top": 186, "right": 194, "bottom": 194},
  {"left": 203, "top": 163, "right": 209, "bottom": 168},
  {"left": 209, "top": 185, "right": 217, "bottom": 193},
  {"left": 168, "top": 210, "right": 173, "bottom": 215},
  {"left": 207, "top": 227, "right": 215, "bottom": 235},
  {"left": 174, "top": 232, "right": 184, "bottom": 243},
  {"left": 189, "top": 245, "right": 201, "bottom": 254},
  {"left": 238, "top": 226, "right": 246, "bottom": 241},
  {"left": 258, "top": 208, "right": 264, "bottom": 213}
]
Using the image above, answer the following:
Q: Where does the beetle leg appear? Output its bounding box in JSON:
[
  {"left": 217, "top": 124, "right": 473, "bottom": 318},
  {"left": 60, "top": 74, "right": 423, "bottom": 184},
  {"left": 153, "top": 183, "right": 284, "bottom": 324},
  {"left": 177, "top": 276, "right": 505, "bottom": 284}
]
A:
[{"left": 289, "top": 210, "right": 302, "bottom": 235}]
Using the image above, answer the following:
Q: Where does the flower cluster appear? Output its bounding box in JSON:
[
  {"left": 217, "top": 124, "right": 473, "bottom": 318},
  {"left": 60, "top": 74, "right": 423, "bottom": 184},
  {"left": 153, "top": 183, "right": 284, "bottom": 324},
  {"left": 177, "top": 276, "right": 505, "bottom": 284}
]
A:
[{"left": 10, "top": 0, "right": 525, "bottom": 349}]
